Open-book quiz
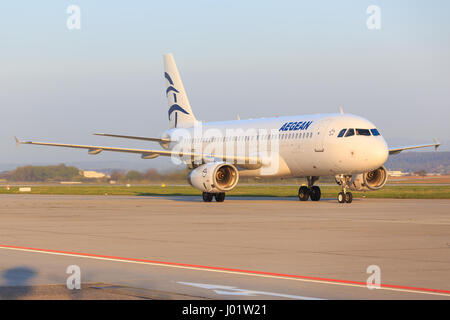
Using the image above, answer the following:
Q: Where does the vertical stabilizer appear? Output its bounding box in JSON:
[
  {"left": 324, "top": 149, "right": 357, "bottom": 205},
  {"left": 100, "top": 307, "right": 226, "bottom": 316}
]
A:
[{"left": 163, "top": 53, "right": 197, "bottom": 128}]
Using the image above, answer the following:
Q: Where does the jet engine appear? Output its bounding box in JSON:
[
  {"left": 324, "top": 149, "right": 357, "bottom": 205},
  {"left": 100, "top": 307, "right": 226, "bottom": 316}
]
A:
[
  {"left": 343, "top": 166, "right": 388, "bottom": 192},
  {"left": 187, "top": 162, "right": 239, "bottom": 193}
]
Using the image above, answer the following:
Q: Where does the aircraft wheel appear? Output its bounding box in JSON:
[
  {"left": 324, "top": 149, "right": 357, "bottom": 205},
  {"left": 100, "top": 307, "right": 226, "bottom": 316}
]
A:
[
  {"left": 337, "top": 192, "right": 345, "bottom": 203},
  {"left": 215, "top": 192, "right": 225, "bottom": 202},
  {"left": 345, "top": 192, "right": 353, "bottom": 203},
  {"left": 310, "top": 186, "right": 321, "bottom": 201},
  {"left": 298, "top": 186, "right": 310, "bottom": 201},
  {"left": 202, "top": 192, "right": 213, "bottom": 202}
]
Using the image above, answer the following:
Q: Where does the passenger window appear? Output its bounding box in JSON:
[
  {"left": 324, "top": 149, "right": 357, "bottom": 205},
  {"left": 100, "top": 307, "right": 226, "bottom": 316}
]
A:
[
  {"left": 371, "top": 128, "right": 380, "bottom": 136},
  {"left": 356, "top": 129, "right": 371, "bottom": 136},
  {"left": 345, "top": 129, "right": 355, "bottom": 137},
  {"left": 337, "top": 129, "right": 346, "bottom": 138}
]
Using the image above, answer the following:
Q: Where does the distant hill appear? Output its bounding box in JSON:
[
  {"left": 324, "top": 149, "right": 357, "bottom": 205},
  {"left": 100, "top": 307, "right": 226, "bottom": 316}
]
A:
[
  {"left": 0, "top": 159, "right": 177, "bottom": 174},
  {"left": 385, "top": 151, "right": 450, "bottom": 174}
]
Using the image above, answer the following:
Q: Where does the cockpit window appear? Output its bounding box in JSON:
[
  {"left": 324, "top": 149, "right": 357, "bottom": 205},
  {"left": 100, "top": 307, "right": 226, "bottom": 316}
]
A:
[
  {"left": 339, "top": 128, "right": 378, "bottom": 137},
  {"left": 345, "top": 128, "right": 355, "bottom": 137},
  {"left": 337, "top": 129, "right": 347, "bottom": 138},
  {"left": 356, "top": 129, "right": 371, "bottom": 136}
]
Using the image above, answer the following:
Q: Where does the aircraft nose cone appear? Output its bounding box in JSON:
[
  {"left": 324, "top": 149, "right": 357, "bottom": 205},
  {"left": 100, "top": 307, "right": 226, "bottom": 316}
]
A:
[{"left": 370, "top": 138, "right": 389, "bottom": 167}]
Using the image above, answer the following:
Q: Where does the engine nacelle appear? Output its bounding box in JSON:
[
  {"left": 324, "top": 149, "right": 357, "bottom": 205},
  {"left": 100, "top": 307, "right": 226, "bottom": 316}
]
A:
[
  {"left": 187, "top": 163, "right": 239, "bottom": 193},
  {"left": 348, "top": 166, "right": 388, "bottom": 191}
]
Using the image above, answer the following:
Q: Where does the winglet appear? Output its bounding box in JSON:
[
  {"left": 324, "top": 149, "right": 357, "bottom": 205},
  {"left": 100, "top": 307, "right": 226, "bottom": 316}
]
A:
[
  {"left": 14, "top": 136, "right": 21, "bottom": 147},
  {"left": 433, "top": 138, "right": 441, "bottom": 151},
  {"left": 339, "top": 106, "right": 344, "bottom": 114}
]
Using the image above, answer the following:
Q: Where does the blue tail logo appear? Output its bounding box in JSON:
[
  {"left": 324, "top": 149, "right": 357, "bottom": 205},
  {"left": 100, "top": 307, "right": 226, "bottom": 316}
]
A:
[{"left": 165, "top": 72, "right": 189, "bottom": 127}]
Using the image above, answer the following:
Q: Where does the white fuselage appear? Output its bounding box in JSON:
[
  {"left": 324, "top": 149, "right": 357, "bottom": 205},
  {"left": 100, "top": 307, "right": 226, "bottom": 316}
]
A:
[{"left": 162, "top": 113, "right": 389, "bottom": 178}]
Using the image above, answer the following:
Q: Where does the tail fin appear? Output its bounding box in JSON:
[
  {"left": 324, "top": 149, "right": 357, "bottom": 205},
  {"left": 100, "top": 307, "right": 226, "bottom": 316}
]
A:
[{"left": 163, "top": 53, "right": 197, "bottom": 129}]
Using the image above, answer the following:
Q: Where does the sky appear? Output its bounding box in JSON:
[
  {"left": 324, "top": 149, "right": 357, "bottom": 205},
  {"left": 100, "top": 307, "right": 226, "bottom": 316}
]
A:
[{"left": 0, "top": 1, "right": 449, "bottom": 170}]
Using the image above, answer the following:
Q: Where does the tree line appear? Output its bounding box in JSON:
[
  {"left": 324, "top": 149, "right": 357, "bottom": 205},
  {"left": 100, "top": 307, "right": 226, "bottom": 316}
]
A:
[
  {"left": 110, "top": 168, "right": 188, "bottom": 183},
  {"left": 3, "top": 164, "right": 80, "bottom": 182},
  {"left": 0, "top": 164, "right": 189, "bottom": 183}
]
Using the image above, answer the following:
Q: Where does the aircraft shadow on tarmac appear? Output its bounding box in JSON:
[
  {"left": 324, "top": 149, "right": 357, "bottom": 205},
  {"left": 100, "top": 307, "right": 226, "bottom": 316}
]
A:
[{"left": 0, "top": 266, "right": 36, "bottom": 300}]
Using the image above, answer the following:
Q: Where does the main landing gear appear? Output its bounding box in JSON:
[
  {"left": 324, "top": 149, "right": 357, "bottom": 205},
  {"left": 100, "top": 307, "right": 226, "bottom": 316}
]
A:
[
  {"left": 336, "top": 175, "right": 353, "bottom": 204},
  {"left": 298, "top": 176, "right": 321, "bottom": 202},
  {"left": 202, "top": 192, "right": 225, "bottom": 202}
]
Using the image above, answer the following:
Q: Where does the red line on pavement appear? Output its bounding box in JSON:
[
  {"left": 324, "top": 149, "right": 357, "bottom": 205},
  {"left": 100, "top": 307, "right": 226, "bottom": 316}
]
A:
[{"left": 1, "top": 244, "right": 449, "bottom": 295}]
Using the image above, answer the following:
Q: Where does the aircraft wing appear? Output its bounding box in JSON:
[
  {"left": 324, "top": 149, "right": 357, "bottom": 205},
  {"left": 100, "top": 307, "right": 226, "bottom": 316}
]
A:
[
  {"left": 389, "top": 139, "right": 440, "bottom": 155},
  {"left": 14, "top": 137, "right": 263, "bottom": 165},
  {"left": 94, "top": 133, "right": 170, "bottom": 143}
]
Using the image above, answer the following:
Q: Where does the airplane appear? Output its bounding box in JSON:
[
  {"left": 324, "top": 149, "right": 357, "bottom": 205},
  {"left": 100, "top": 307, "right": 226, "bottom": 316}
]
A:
[{"left": 15, "top": 53, "right": 441, "bottom": 203}]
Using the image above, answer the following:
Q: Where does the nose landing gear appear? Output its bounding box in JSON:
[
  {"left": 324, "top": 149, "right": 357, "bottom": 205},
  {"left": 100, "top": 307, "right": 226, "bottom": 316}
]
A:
[
  {"left": 337, "top": 191, "right": 352, "bottom": 203},
  {"left": 336, "top": 175, "right": 353, "bottom": 204}
]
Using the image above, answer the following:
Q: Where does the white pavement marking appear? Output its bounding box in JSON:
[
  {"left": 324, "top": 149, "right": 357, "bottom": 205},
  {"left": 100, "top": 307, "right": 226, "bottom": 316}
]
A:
[{"left": 177, "top": 282, "right": 323, "bottom": 300}]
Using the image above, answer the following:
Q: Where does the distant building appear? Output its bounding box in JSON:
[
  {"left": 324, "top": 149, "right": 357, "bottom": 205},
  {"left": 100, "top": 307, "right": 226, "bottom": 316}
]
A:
[
  {"left": 387, "top": 170, "right": 408, "bottom": 177},
  {"left": 81, "top": 170, "right": 110, "bottom": 179}
]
